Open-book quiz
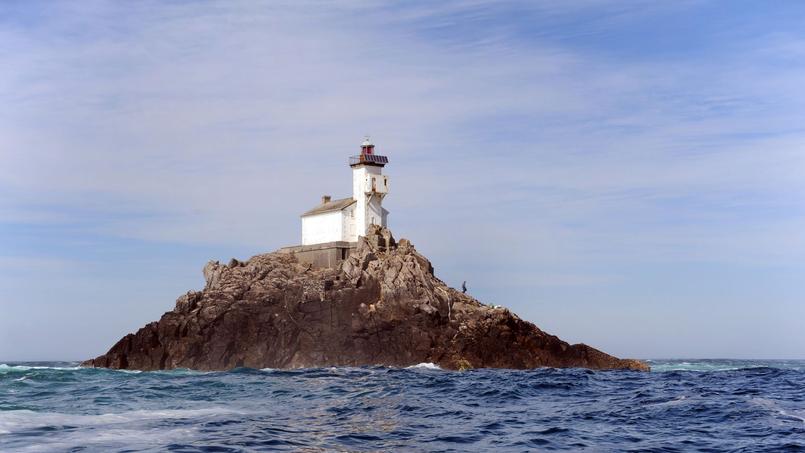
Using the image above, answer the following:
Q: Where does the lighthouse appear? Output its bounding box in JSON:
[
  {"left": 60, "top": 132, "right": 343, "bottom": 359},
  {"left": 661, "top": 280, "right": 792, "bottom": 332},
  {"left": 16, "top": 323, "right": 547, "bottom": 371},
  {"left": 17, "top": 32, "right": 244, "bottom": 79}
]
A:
[
  {"left": 298, "top": 137, "right": 389, "bottom": 246},
  {"left": 349, "top": 137, "right": 389, "bottom": 240}
]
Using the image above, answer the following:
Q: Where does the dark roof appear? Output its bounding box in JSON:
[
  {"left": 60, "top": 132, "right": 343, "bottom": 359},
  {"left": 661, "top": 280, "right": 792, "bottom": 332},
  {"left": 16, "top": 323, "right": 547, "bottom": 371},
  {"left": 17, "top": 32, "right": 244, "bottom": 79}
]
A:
[
  {"left": 301, "top": 197, "right": 356, "bottom": 217},
  {"left": 349, "top": 154, "right": 389, "bottom": 167}
]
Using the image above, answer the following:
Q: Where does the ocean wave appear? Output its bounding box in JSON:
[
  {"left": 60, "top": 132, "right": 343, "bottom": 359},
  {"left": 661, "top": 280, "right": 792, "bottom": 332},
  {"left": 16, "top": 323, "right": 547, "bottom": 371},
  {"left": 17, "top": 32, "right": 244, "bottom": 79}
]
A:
[
  {"left": 0, "top": 407, "right": 242, "bottom": 431},
  {"left": 0, "top": 363, "right": 82, "bottom": 372},
  {"left": 1, "top": 360, "right": 803, "bottom": 451},
  {"left": 405, "top": 363, "right": 443, "bottom": 370},
  {"left": 0, "top": 408, "right": 242, "bottom": 451},
  {"left": 0, "top": 363, "right": 213, "bottom": 376},
  {"left": 646, "top": 360, "right": 805, "bottom": 373}
]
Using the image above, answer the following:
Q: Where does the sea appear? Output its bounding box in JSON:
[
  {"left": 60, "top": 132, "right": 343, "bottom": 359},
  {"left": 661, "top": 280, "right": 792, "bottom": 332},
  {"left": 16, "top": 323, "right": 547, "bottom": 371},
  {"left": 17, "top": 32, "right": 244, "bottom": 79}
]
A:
[{"left": 1, "top": 360, "right": 803, "bottom": 452}]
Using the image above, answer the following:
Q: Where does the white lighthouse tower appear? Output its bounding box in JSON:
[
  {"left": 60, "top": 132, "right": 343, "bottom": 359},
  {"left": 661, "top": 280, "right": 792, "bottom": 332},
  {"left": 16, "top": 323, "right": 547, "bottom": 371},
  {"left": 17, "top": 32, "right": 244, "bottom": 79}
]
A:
[
  {"left": 349, "top": 137, "right": 389, "bottom": 240},
  {"left": 298, "top": 138, "right": 389, "bottom": 246}
]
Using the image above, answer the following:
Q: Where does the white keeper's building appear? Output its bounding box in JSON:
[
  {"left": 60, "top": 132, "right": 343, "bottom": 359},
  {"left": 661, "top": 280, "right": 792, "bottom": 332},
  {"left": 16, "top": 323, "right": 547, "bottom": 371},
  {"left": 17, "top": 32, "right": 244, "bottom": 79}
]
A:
[{"left": 300, "top": 138, "right": 390, "bottom": 246}]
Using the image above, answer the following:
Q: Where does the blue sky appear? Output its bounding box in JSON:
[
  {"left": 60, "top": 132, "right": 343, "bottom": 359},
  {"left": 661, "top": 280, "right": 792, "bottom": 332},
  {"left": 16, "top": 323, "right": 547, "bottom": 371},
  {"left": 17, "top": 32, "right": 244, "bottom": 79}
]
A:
[{"left": 1, "top": 0, "right": 804, "bottom": 361}]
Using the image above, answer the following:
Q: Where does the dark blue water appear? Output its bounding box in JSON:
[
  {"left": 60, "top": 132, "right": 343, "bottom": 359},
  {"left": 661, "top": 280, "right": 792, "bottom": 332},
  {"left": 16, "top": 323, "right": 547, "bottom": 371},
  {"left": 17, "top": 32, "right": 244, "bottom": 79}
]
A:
[{"left": 2, "top": 360, "right": 803, "bottom": 452}]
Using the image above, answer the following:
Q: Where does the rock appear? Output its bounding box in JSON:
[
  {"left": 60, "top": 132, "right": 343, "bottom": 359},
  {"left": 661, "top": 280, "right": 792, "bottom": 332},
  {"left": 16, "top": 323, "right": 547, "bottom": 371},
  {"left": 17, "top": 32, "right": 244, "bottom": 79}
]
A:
[{"left": 83, "top": 226, "right": 649, "bottom": 372}]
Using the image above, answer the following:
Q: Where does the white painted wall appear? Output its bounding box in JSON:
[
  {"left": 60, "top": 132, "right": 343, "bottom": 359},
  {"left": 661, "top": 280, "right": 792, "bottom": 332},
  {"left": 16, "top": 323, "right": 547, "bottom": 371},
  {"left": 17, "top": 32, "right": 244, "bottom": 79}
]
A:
[
  {"left": 352, "top": 165, "right": 374, "bottom": 238},
  {"left": 301, "top": 210, "right": 343, "bottom": 245},
  {"left": 352, "top": 165, "right": 388, "bottom": 238},
  {"left": 366, "top": 194, "right": 384, "bottom": 228},
  {"left": 342, "top": 204, "right": 357, "bottom": 242}
]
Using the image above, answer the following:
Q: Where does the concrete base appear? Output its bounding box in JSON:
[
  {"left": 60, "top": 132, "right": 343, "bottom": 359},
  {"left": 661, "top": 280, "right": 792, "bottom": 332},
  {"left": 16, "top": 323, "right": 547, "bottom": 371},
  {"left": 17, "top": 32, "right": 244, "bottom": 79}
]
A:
[{"left": 279, "top": 241, "right": 357, "bottom": 269}]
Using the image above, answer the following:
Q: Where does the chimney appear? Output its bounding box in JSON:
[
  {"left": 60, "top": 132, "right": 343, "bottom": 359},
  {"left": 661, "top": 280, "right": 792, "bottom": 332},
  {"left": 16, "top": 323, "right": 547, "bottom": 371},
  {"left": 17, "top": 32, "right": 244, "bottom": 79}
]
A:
[{"left": 322, "top": 195, "right": 331, "bottom": 204}]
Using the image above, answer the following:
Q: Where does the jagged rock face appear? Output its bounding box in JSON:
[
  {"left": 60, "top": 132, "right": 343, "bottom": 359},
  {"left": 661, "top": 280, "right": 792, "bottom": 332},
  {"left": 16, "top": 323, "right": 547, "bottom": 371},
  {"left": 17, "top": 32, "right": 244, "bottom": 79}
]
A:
[{"left": 84, "top": 226, "right": 649, "bottom": 371}]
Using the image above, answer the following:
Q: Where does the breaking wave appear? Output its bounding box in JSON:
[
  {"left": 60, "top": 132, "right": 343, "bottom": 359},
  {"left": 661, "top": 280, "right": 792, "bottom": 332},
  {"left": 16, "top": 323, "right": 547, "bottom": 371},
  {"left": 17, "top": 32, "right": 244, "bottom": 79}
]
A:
[{"left": 405, "top": 362, "right": 443, "bottom": 370}]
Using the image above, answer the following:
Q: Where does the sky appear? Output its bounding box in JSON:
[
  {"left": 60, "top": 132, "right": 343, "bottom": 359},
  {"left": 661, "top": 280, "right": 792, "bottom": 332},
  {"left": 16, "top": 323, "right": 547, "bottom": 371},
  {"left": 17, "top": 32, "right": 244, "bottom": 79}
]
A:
[{"left": 1, "top": 0, "right": 804, "bottom": 361}]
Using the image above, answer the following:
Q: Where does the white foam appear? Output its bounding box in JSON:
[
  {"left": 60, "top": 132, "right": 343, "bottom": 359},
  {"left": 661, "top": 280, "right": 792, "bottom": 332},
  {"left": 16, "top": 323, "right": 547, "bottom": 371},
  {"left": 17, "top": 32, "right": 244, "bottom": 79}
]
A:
[
  {"left": 406, "top": 362, "right": 443, "bottom": 370},
  {"left": 0, "top": 364, "right": 82, "bottom": 372},
  {"left": 749, "top": 398, "right": 805, "bottom": 424},
  {"left": 779, "top": 410, "right": 805, "bottom": 424},
  {"left": 0, "top": 407, "right": 242, "bottom": 434},
  {"left": 0, "top": 409, "right": 211, "bottom": 452},
  {"left": 0, "top": 364, "right": 216, "bottom": 375}
]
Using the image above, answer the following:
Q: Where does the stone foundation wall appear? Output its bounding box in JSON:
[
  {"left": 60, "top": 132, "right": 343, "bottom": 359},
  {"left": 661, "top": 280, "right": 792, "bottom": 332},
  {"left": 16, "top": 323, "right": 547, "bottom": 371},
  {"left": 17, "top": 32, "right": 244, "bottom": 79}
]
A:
[{"left": 278, "top": 241, "right": 356, "bottom": 269}]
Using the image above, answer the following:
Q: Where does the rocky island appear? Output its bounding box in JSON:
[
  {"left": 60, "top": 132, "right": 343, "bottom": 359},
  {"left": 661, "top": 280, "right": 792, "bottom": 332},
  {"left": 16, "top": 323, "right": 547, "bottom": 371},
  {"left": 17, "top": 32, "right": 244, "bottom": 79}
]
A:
[{"left": 84, "top": 226, "right": 649, "bottom": 372}]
